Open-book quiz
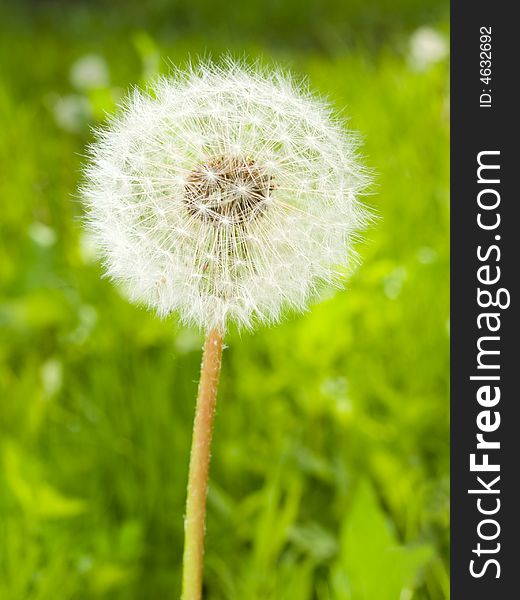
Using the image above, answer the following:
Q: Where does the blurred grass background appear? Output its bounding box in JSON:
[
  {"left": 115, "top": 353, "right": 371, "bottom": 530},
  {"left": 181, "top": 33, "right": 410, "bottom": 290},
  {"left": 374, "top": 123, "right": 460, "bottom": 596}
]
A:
[{"left": 0, "top": 1, "right": 449, "bottom": 598}]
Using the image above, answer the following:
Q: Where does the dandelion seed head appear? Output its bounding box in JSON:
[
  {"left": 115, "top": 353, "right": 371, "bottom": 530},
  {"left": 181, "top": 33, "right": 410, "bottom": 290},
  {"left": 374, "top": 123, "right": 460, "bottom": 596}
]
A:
[
  {"left": 408, "top": 27, "right": 449, "bottom": 71},
  {"left": 81, "top": 59, "right": 372, "bottom": 331}
]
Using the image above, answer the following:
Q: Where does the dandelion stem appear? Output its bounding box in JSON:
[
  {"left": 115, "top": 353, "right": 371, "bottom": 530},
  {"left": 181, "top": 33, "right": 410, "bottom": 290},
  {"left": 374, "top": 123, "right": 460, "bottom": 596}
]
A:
[{"left": 182, "top": 327, "right": 224, "bottom": 600}]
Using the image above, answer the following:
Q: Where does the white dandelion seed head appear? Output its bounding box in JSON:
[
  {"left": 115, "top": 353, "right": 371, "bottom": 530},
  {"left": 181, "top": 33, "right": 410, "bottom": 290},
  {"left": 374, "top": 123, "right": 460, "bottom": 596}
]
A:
[
  {"left": 408, "top": 27, "right": 449, "bottom": 71},
  {"left": 81, "top": 59, "right": 372, "bottom": 332}
]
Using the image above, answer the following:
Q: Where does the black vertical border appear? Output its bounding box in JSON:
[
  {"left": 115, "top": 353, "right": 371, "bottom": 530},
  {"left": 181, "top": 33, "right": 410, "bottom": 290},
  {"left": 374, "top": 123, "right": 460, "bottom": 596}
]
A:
[{"left": 451, "top": 1, "right": 518, "bottom": 597}]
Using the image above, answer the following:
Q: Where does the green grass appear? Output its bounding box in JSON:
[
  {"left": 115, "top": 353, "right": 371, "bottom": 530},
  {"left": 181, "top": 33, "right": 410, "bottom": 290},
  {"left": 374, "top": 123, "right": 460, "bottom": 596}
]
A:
[{"left": 0, "top": 2, "right": 449, "bottom": 598}]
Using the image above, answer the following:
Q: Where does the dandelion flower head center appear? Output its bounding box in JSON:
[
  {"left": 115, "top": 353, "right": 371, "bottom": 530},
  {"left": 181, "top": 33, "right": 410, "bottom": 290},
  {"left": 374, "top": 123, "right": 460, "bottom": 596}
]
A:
[{"left": 184, "top": 156, "right": 272, "bottom": 226}]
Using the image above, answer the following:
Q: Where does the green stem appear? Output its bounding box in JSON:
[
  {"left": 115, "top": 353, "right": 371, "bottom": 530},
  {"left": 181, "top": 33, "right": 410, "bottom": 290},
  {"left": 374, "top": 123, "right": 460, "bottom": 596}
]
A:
[{"left": 181, "top": 328, "right": 224, "bottom": 600}]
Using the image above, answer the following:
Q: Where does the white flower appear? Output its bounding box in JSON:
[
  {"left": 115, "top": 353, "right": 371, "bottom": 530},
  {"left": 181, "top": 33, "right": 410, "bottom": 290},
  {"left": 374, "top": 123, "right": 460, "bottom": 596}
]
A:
[
  {"left": 409, "top": 27, "right": 449, "bottom": 71},
  {"left": 81, "top": 60, "right": 371, "bottom": 331},
  {"left": 70, "top": 54, "right": 110, "bottom": 91},
  {"left": 52, "top": 94, "right": 91, "bottom": 132},
  {"left": 28, "top": 221, "right": 56, "bottom": 247},
  {"left": 40, "top": 358, "right": 63, "bottom": 399}
]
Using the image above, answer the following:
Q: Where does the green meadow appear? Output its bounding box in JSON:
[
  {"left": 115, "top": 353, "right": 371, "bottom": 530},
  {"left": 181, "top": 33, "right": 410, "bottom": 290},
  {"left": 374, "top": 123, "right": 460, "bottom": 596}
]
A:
[{"left": 0, "top": 1, "right": 449, "bottom": 598}]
